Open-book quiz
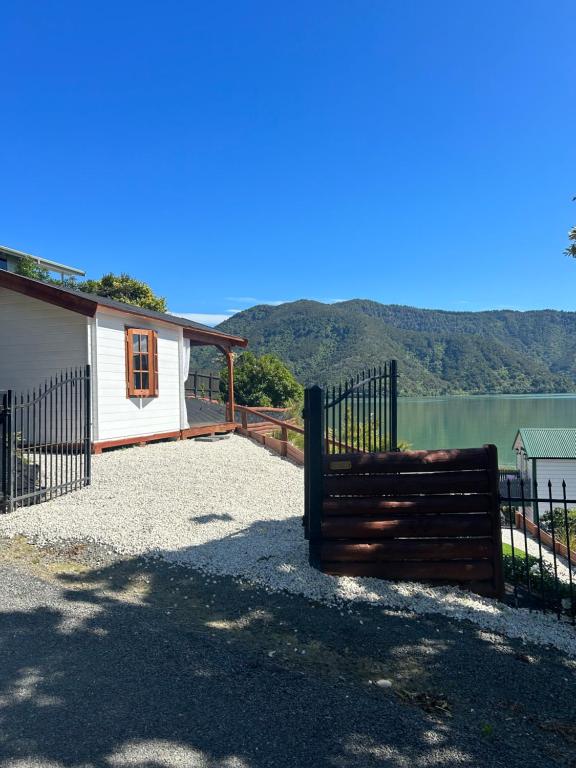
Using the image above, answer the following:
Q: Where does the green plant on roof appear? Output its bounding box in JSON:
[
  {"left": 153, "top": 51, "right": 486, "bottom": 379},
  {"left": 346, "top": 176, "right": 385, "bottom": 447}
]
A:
[
  {"left": 78, "top": 273, "right": 167, "bottom": 312},
  {"left": 15, "top": 259, "right": 167, "bottom": 312}
]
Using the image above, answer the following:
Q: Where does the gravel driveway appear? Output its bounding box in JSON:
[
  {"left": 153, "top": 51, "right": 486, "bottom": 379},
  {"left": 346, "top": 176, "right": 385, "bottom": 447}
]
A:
[
  {"left": 2, "top": 542, "right": 575, "bottom": 768},
  {"left": 1, "top": 435, "right": 575, "bottom": 656}
]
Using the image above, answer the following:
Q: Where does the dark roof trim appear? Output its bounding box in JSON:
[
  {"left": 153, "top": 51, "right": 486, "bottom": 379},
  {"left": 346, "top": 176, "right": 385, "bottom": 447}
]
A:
[
  {"left": 529, "top": 456, "right": 576, "bottom": 461},
  {"left": 0, "top": 270, "right": 248, "bottom": 348},
  {"left": 0, "top": 269, "right": 96, "bottom": 316}
]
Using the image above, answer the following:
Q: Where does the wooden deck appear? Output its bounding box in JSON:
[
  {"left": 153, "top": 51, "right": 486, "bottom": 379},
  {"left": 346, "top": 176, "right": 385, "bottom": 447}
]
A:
[
  {"left": 93, "top": 396, "right": 237, "bottom": 453},
  {"left": 185, "top": 395, "right": 228, "bottom": 427}
]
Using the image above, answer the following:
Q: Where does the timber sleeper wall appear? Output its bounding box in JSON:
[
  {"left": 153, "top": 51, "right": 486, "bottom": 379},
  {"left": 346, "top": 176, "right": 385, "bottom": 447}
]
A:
[{"left": 307, "top": 445, "right": 504, "bottom": 598}]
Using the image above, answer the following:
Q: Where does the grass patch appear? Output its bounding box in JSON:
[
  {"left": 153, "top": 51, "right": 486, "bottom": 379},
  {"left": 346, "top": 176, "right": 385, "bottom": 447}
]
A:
[{"left": 502, "top": 543, "right": 525, "bottom": 559}]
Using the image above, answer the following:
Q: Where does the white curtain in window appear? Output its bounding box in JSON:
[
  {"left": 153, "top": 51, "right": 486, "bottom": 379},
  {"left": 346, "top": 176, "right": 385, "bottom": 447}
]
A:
[{"left": 180, "top": 335, "right": 192, "bottom": 430}]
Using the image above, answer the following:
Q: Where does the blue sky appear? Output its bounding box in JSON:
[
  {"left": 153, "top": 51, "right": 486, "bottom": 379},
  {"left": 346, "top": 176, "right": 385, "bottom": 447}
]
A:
[{"left": 1, "top": 1, "right": 575, "bottom": 325}]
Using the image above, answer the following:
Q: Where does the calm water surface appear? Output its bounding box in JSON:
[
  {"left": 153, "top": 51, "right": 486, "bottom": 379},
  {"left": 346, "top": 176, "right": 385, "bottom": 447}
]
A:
[{"left": 398, "top": 394, "right": 576, "bottom": 466}]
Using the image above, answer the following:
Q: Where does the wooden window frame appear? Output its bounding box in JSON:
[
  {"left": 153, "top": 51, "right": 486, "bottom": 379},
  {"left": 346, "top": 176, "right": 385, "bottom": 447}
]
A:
[{"left": 125, "top": 327, "right": 159, "bottom": 398}]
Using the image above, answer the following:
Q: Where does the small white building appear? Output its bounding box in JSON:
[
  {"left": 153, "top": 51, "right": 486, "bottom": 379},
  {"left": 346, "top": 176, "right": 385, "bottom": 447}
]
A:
[
  {"left": 0, "top": 271, "right": 247, "bottom": 452},
  {"left": 513, "top": 428, "right": 576, "bottom": 504}
]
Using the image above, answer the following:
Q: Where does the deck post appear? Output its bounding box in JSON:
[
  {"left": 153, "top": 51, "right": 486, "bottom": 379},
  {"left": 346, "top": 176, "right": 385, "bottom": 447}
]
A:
[{"left": 226, "top": 349, "right": 235, "bottom": 423}]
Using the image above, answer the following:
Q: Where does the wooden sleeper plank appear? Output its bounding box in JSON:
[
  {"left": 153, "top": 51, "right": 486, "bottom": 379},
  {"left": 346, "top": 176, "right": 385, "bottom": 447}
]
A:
[
  {"left": 321, "top": 513, "right": 492, "bottom": 539},
  {"left": 324, "top": 470, "right": 490, "bottom": 497},
  {"left": 321, "top": 560, "right": 494, "bottom": 581},
  {"left": 322, "top": 494, "right": 490, "bottom": 516},
  {"left": 323, "top": 446, "right": 490, "bottom": 475},
  {"left": 320, "top": 538, "right": 493, "bottom": 562}
]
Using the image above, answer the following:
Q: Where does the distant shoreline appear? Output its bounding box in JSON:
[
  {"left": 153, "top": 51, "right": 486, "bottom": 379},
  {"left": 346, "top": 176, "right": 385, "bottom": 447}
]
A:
[{"left": 400, "top": 392, "right": 576, "bottom": 402}]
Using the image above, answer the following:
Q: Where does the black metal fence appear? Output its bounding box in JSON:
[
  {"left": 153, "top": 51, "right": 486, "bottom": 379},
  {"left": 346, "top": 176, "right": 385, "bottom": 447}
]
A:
[
  {"left": 0, "top": 367, "right": 92, "bottom": 513},
  {"left": 185, "top": 371, "right": 221, "bottom": 402},
  {"left": 304, "top": 362, "right": 398, "bottom": 539},
  {"left": 499, "top": 468, "right": 522, "bottom": 497},
  {"left": 320, "top": 362, "right": 398, "bottom": 455},
  {"left": 500, "top": 478, "right": 575, "bottom": 622}
]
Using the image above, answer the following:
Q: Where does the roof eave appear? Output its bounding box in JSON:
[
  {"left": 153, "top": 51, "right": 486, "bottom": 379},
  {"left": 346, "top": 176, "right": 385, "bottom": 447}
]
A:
[
  {"left": 530, "top": 455, "right": 575, "bottom": 460},
  {"left": 512, "top": 430, "right": 522, "bottom": 451},
  {"left": 0, "top": 271, "right": 249, "bottom": 348},
  {"left": 0, "top": 269, "right": 97, "bottom": 316},
  {"left": 183, "top": 326, "right": 248, "bottom": 348}
]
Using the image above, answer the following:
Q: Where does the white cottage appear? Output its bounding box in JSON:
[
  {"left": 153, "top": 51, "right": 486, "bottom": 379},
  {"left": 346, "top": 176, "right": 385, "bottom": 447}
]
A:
[
  {"left": 0, "top": 271, "right": 247, "bottom": 452},
  {"left": 513, "top": 427, "right": 576, "bottom": 502}
]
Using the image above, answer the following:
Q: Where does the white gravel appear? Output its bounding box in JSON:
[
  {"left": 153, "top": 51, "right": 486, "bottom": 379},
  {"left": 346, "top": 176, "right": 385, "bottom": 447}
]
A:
[{"left": 2, "top": 435, "right": 575, "bottom": 657}]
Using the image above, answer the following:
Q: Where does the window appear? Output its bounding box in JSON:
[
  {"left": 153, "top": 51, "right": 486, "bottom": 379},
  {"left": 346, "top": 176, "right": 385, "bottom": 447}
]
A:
[
  {"left": 0, "top": 257, "right": 7, "bottom": 271},
  {"left": 125, "top": 328, "right": 158, "bottom": 397}
]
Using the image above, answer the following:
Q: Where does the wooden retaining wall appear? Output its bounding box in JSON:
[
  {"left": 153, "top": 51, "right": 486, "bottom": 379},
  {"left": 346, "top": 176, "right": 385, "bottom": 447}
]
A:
[
  {"left": 237, "top": 422, "right": 304, "bottom": 464},
  {"left": 515, "top": 511, "right": 576, "bottom": 563},
  {"left": 236, "top": 405, "right": 305, "bottom": 465},
  {"left": 308, "top": 445, "right": 504, "bottom": 598}
]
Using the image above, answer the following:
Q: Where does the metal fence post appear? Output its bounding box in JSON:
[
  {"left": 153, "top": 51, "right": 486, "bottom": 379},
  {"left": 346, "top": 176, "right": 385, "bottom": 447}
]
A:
[
  {"left": 84, "top": 365, "right": 92, "bottom": 487},
  {"left": 307, "top": 385, "right": 324, "bottom": 567},
  {"left": 1, "top": 391, "right": 13, "bottom": 513},
  {"left": 0, "top": 392, "right": 6, "bottom": 513},
  {"left": 390, "top": 359, "right": 398, "bottom": 451}
]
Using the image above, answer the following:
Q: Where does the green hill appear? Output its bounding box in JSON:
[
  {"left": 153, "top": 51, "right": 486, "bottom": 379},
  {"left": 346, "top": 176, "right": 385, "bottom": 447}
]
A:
[{"left": 203, "top": 299, "right": 576, "bottom": 396}]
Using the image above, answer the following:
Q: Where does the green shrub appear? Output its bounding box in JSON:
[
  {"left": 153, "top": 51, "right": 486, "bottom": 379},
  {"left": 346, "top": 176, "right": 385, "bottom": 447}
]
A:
[
  {"left": 501, "top": 542, "right": 574, "bottom": 603},
  {"left": 221, "top": 352, "right": 303, "bottom": 407},
  {"left": 540, "top": 507, "right": 576, "bottom": 550}
]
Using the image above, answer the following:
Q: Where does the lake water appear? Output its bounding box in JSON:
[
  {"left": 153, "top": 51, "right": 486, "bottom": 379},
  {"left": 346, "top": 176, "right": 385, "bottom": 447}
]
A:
[{"left": 398, "top": 394, "right": 576, "bottom": 466}]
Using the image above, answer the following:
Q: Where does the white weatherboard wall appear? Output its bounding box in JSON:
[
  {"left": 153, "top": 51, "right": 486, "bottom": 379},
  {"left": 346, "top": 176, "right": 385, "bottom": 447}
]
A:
[
  {"left": 0, "top": 287, "right": 88, "bottom": 392},
  {"left": 93, "top": 309, "right": 183, "bottom": 442},
  {"left": 536, "top": 459, "right": 576, "bottom": 501}
]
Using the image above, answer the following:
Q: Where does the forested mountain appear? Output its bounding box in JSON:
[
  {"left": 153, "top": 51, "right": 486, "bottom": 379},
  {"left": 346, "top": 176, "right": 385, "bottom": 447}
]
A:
[{"left": 209, "top": 300, "right": 576, "bottom": 395}]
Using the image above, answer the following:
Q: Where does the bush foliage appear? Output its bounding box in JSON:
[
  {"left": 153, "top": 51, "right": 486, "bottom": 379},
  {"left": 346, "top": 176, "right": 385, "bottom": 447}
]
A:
[
  {"left": 78, "top": 273, "right": 167, "bottom": 312},
  {"left": 15, "top": 258, "right": 167, "bottom": 313},
  {"left": 540, "top": 507, "right": 576, "bottom": 549},
  {"left": 220, "top": 351, "right": 303, "bottom": 408}
]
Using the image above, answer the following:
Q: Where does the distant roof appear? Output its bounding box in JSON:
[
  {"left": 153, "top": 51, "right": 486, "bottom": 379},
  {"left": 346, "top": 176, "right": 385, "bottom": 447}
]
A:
[
  {"left": 0, "top": 270, "right": 247, "bottom": 349},
  {"left": 513, "top": 428, "right": 576, "bottom": 459},
  {"left": 0, "top": 245, "right": 86, "bottom": 277}
]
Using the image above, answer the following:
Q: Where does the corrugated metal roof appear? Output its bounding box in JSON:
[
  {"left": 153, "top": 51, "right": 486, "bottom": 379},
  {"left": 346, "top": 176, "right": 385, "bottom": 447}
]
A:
[{"left": 514, "top": 428, "right": 576, "bottom": 459}]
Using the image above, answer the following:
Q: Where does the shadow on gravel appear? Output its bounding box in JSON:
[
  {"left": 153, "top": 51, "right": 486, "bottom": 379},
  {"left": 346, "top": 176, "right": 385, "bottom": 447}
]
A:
[{"left": 0, "top": 519, "right": 575, "bottom": 768}]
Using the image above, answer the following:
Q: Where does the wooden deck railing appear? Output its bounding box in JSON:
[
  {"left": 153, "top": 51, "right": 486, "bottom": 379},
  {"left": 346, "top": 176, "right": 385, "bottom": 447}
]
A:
[
  {"left": 185, "top": 371, "right": 221, "bottom": 402},
  {"left": 235, "top": 405, "right": 304, "bottom": 464}
]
